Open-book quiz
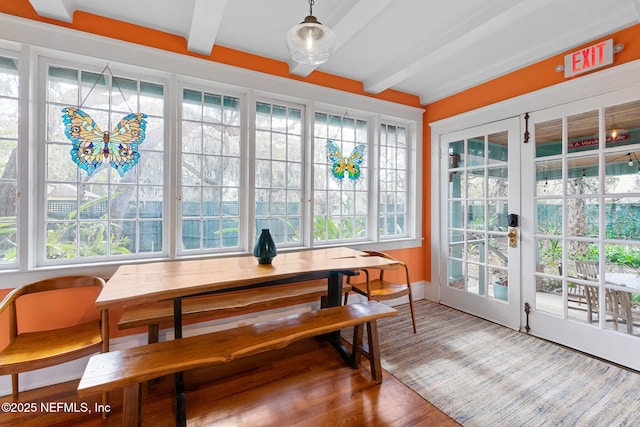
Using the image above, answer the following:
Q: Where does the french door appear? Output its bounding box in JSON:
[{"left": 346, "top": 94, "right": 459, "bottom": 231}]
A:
[
  {"left": 436, "top": 72, "right": 640, "bottom": 370},
  {"left": 522, "top": 87, "right": 640, "bottom": 371},
  {"left": 440, "top": 118, "right": 521, "bottom": 329}
]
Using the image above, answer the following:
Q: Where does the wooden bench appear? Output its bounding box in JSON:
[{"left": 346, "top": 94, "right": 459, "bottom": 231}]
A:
[
  {"left": 118, "top": 280, "right": 351, "bottom": 344},
  {"left": 79, "top": 301, "right": 396, "bottom": 426}
]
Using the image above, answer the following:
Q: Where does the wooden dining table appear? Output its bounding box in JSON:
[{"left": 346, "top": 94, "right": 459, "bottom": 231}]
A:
[{"left": 98, "top": 247, "right": 399, "bottom": 426}]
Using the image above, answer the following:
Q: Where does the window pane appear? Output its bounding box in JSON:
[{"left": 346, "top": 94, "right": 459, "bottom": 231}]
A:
[
  {"left": 44, "top": 65, "right": 165, "bottom": 262},
  {"left": 379, "top": 123, "right": 408, "bottom": 238},
  {"left": 0, "top": 56, "right": 18, "bottom": 267},
  {"left": 180, "top": 88, "right": 241, "bottom": 253},
  {"left": 254, "top": 101, "right": 303, "bottom": 246},
  {"left": 314, "top": 112, "right": 368, "bottom": 243}
]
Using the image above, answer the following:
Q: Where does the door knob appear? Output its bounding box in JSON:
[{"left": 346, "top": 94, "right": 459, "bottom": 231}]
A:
[{"left": 508, "top": 227, "right": 517, "bottom": 248}]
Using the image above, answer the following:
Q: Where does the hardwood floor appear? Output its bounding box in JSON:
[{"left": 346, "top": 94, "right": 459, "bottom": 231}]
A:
[{"left": 0, "top": 338, "right": 459, "bottom": 426}]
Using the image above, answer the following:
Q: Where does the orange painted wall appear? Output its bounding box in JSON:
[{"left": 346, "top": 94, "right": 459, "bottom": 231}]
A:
[{"left": 426, "top": 24, "right": 640, "bottom": 123}]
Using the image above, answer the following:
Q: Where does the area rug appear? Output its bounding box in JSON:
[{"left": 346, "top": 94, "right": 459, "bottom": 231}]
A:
[{"left": 377, "top": 300, "right": 640, "bottom": 427}]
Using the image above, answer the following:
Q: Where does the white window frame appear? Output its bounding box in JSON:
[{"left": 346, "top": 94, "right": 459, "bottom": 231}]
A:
[
  {"left": 378, "top": 118, "right": 414, "bottom": 241},
  {"left": 0, "top": 49, "right": 21, "bottom": 270},
  {"left": 177, "top": 81, "right": 247, "bottom": 256},
  {"left": 312, "top": 106, "right": 371, "bottom": 246},
  {"left": 253, "top": 97, "right": 306, "bottom": 249},
  {"left": 37, "top": 56, "right": 170, "bottom": 267}
]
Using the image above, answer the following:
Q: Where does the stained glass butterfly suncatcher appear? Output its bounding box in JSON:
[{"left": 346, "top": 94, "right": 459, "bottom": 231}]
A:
[
  {"left": 326, "top": 140, "right": 365, "bottom": 182},
  {"left": 62, "top": 107, "right": 147, "bottom": 177}
]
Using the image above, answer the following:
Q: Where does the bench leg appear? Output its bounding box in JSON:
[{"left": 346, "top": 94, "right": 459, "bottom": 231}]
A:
[
  {"left": 351, "top": 324, "right": 364, "bottom": 367},
  {"left": 148, "top": 324, "right": 160, "bottom": 344},
  {"left": 122, "top": 383, "right": 142, "bottom": 427},
  {"left": 366, "top": 320, "right": 383, "bottom": 383}
]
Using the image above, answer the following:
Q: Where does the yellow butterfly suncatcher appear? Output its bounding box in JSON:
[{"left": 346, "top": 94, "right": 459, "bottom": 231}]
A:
[
  {"left": 62, "top": 107, "right": 147, "bottom": 177},
  {"left": 326, "top": 140, "right": 366, "bottom": 182}
]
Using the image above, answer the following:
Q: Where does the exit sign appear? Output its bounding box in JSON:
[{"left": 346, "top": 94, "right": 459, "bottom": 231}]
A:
[{"left": 564, "top": 39, "right": 613, "bottom": 78}]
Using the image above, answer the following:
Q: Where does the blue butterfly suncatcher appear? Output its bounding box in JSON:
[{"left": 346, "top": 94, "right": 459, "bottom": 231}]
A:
[
  {"left": 326, "top": 140, "right": 365, "bottom": 182},
  {"left": 62, "top": 107, "right": 147, "bottom": 177}
]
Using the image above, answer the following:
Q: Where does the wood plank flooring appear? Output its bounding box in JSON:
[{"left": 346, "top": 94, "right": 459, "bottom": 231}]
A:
[{"left": 0, "top": 338, "right": 459, "bottom": 426}]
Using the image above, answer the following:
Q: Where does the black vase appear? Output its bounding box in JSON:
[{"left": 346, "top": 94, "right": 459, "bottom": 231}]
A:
[{"left": 253, "top": 229, "right": 277, "bottom": 265}]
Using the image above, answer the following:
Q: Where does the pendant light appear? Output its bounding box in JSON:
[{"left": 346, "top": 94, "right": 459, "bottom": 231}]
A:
[{"left": 285, "top": 0, "right": 335, "bottom": 65}]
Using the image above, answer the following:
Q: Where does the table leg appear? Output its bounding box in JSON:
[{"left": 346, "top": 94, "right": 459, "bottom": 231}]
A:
[
  {"left": 326, "top": 272, "right": 358, "bottom": 368},
  {"left": 173, "top": 298, "right": 186, "bottom": 427}
]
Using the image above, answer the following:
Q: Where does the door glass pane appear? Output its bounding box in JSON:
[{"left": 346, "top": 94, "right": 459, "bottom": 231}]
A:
[
  {"left": 488, "top": 166, "right": 508, "bottom": 197},
  {"left": 487, "top": 200, "right": 507, "bottom": 232},
  {"left": 605, "top": 197, "right": 640, "bottom": 240},
  {"left": 467, "top": 201, "right": 485, "bottom": 230},
  {"left": 534, "top": 101, "right": 640, "bottom": 337},
  {"left": 449, "top": 140, "right": 464, "bottom": 169},
  {"left": 568, "top": 110, "right": 599, "bottom": 153},
  {"left": 535, "top": 118, "right": 562, "bottom": 158},
  {"left": 447, "top": 131, "right": 509, "bottom": 301},
  {"left": 488, "top": 131, "right": 508, "bottom": 163},
  {"left": 468, "top": 136, "right": 484, "bottom": 167},
  {"left": 567, "top": 155, "right": 599, "bottom": 195},
  {"left": 536, "top": 159, "right": 563, "bottom": 196},
  {"left": 467, "top": 170, "right": 485, "bottom": 198},
  {"left": 605, "top": 100, "right": 640, "bottom": 150}
]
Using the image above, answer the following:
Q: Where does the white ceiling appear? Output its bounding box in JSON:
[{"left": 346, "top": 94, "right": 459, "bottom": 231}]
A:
[{"left": 27, "top": 0, "right": 640, "bottom": 104}]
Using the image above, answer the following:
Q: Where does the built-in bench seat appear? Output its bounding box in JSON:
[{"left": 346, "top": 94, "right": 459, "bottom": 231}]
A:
[
  {"left": 118, "top": 280, "right": 351, "bottom": 344},
  {"left": 79, "top": 301, "right": 396, "bottom": 426}
]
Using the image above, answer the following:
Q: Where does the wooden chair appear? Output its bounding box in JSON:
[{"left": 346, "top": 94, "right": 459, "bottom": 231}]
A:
[
  {"left": 344, "top": 250, "right": 416, "bottom": 333},
  {"left": 574, "top": 261, "right": 637, "bottom": 333},
  {"left": 0, "top": 276, "right": 109, "bottom": 403},
  {"left": 575, "top": 260, "right": 599, "bottom": 280},
  {"left": 583, "top": 284, "right": 629, "bottom": 331}
]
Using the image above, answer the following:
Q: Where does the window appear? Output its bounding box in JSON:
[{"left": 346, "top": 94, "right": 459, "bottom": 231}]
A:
[
  {"left": 0, "top": 56, "right": 19, "bottom": 268},
  {"left": 180, "top": 88, "right": 241, "bottom": 253},
  {"left": 379, "top": 123, "right": 408, "bottom": 238},
  {"left": 1, "top": 40, "right": 420, "bottom": 274},
  {"left": 255, "top": 101, "right": 303, "bottom": 246},
  {"left": 43, "top": 65, "right": 165, "bottom": 263},
  {"left": 313, "top": 112, "right": 368, "bottom": 243}
]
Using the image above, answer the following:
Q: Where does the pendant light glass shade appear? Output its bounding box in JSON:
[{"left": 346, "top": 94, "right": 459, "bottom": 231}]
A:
[{"left": 285, "top": 14, "right": 335, "bottom": 65}]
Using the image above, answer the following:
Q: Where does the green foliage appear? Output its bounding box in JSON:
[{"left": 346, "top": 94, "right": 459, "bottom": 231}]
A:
[
  {"left": 313, "top": 216, "right": 365, "bottom": 241},
  {"left": 0, "top": 195, "right": 134, "bottom": 263},
  {"left": 538, "top": 223, "right": 562, "bottom": 268},
  {"left": 0, "top": 219, "right": 17, "bottom": 261},
  {"left": 46, "top": 194, "right": 133, "bottom": 259},
  {"left": 603, "top": 244, "right": 640, "bottom": 268},
  {"left": 46, "top": 221, "right": 131, "bottom": 259}
]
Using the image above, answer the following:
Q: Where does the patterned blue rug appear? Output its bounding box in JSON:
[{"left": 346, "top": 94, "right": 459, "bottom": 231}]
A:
[{"left": 377, "top": 300, "right": 640, "bottom": 427}]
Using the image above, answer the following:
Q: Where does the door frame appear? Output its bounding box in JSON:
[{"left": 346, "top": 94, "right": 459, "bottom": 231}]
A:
[{"left": 437, "top": 118, "right": 522, "bottom": 330}]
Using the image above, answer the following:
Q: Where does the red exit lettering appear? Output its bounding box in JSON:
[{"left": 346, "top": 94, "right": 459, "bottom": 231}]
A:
[
  {"left": 564, "top": 39, "right": 614, "bottom": 78},
  {"left": 572, "top": 41, "right": 607, "bottom": 73}
]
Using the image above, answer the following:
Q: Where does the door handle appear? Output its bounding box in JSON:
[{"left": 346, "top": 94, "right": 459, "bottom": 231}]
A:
[{"left": 508, "top": 227, "right": 517, "bottom": 248}]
